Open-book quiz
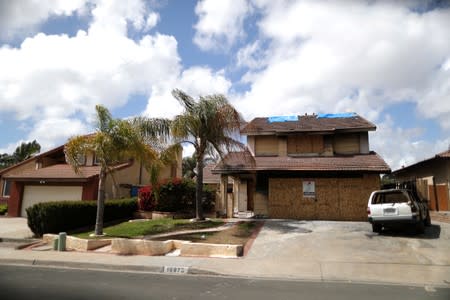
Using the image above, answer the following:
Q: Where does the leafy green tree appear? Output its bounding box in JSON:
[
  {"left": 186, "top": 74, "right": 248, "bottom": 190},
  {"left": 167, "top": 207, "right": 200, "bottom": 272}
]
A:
[
  {"left": 171, "top": 89, "right": 246, "bottom": 220},
  {"left": 65, "top": 105, "right": 167, "bottom": 235},
  {"left": 0, "top": 140, "right": 41, "bottom": 169},
  {"left": 13, "top": 140, "right": 41, "bottom": 162}
]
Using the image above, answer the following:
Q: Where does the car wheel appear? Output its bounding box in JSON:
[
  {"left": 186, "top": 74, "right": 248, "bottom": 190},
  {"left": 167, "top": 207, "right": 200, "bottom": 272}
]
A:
[
  {"left": 372, "top": 224, "right": 382, "bottom": 233},
  {"left": 416, "top": 221, "right": 425, "bottom": 234},
  {"left": 424, "top": 211, "right": 431, "bottom": 226}
]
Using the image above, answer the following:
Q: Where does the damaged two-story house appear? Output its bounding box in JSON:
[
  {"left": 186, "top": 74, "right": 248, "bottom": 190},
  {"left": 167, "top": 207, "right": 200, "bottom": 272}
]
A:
[{"left": 213, "top": 113, "right": 391, "bottom": 221}]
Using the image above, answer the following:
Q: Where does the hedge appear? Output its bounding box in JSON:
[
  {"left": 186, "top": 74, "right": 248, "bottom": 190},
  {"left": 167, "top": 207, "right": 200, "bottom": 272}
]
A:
[
  {"left": 0, "top": 204, "right": 7, "bottom": 215},
  {"left": 137, "top": 178, "right": 215, "bottom": 213},
  {"left": 26, "top": 198, "right": 137, "bottom": 237}
]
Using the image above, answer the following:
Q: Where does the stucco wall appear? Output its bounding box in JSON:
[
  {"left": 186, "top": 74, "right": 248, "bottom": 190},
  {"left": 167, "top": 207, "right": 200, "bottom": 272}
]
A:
[
  {"left": 0, "top": 159, "right": 36, "bottom": 197},
  {"left": 268, "top": 175, "right": 380, "bottom": 221},
  {"left": 104, "top": 149, "right": 183, "bottom": 200}
]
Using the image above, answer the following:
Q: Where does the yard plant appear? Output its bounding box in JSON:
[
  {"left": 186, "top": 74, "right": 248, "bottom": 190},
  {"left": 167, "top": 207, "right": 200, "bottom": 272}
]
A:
[
  {"left": 65, "top": 105, "right": 173, "bottom": 236},
  {"left": 171, "top": 89, "right": 246, "bottom": 220}
]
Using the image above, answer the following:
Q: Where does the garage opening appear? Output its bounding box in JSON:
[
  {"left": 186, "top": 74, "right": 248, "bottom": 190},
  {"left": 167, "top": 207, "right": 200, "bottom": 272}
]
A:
[{"left": 21, "top": 185, "right": 83, "bottom": 217}]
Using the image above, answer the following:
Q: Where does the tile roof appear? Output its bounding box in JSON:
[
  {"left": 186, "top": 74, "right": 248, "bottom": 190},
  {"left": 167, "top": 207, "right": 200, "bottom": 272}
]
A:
[
  {"left": 0, "top": 145, "right": 65, "bottom": 175},
  {"left": 213, "top": 152, "right": 391, "bottom": 173},
  {"left": 241, "top": 114, "right": 376, "bottom": 135},
  {"left": 4, "top": 162, "right": 132, "bottom": 181}
]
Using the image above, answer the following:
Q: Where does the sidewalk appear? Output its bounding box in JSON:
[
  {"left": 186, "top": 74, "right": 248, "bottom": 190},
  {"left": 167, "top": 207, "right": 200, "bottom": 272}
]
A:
[{"left": 1, "top": 220, "right": 449, "bottom": 287}]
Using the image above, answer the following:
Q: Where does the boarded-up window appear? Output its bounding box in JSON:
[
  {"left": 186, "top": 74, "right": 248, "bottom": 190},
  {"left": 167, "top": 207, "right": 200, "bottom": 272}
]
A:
[
  {"left": 333, "top": 134, "right": 360, "bottom": 154},
  {"left": 255, "top": 136, "right": 278, "bottom": 156},
  {"left": 287, "top": 135, "right": 324, "bottom": 154}
]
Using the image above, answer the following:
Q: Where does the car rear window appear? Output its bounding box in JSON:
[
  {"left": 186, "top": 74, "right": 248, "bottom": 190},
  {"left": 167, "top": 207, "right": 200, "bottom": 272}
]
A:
[{"left": 372, "top": 192, "right": 409, "bottom": 204}]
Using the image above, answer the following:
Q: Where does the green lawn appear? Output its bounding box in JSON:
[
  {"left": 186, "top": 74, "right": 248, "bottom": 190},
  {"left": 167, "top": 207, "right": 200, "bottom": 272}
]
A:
[{"left": 75, "top": 218, "right": 225, "bottom": 239}]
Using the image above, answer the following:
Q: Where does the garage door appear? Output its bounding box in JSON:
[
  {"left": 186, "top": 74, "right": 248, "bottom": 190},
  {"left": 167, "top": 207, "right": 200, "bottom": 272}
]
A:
[{"left": 21, "top": 186, "right": 83, "bottom": 217}]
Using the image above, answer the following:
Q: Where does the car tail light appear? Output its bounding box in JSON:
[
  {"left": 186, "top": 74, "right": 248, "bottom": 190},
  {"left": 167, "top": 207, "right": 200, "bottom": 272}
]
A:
[{"left": 367, "top": 207, "right": 371, "bottom": 215}]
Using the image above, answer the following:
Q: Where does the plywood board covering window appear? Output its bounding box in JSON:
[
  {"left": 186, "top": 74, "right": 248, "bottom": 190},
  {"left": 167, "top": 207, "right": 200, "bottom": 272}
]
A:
[
  {"left": 287, "top": 135, "right": 324, "bottom": 154},
  {"left": 255, "top": 136, "right": 278, "bottom": 156},
  {"left": 334, "top": 134, "right": 360, "bottom": 154}
]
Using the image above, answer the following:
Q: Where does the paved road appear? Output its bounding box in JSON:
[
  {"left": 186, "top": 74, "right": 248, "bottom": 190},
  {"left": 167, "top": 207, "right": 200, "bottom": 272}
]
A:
[{"left": 0, "top": 265, "right": 448, "bottom": 300}]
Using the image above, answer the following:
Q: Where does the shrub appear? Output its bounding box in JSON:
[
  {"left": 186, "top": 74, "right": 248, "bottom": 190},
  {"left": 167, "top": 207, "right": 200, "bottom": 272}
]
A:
[
  {"left": 137, "top": 186, "right": 155, "bottom": 211},
  {"left": 0, "top": 204, "right": 7, "bottom": 215},
  {"left": 137, "top": 178, "right": 215, "bottom": 213},
  {"left": 26, "top": 198, "right": 137, "bottom": 237}
]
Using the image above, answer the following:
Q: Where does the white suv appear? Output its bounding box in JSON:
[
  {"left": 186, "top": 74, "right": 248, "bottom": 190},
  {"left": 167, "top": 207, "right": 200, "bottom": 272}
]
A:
[{"left": 367, "top": 189, "right": 431, "bottom": 233}]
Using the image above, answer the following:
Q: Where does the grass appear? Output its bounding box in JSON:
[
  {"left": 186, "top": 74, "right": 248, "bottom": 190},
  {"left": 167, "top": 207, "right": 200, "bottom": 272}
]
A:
[
  {"left": 0, "top": 204, "right": 7, "bottom": 215},
  {"left": 75, "top": 218, "right": 225, "bottom": 239},
  {"left": 151, "top": 221, "right": 261, "bottom": 245}
]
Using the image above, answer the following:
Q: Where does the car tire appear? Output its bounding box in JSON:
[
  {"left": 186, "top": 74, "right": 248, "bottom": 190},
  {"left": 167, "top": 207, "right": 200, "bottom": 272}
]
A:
[
  {"left": 424, "top": 211, "right": 431, "bottom": 226},
  {"left": 372, "top": 224, "right": 382, "bottom": 233},
  {"left": 416, "top": 221, "right": 425, "bottom": 234}
]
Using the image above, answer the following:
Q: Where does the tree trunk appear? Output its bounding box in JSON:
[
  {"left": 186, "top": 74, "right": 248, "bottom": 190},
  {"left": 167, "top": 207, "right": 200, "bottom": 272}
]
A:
[
  {"left": 94, "top": 166, "right": 107, "bottom": 235},
  {"left": 195, "top": 157, "right": 204, "bottom": 220}
]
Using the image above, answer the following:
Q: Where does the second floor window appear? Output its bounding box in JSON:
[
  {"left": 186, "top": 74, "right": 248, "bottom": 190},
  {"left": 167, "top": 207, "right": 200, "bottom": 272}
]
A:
[{"left": 287, "top": 135, "right": 324, "bottom": 155}]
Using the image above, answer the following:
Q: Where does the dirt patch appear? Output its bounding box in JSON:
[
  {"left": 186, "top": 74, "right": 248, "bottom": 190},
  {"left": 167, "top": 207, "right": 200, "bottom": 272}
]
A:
[{"left": 150, "top": 221, "right": 262, "bottom": 245}]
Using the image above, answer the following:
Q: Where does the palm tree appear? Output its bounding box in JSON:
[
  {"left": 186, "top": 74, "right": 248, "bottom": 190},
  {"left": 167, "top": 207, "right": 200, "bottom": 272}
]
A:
[
  {"left": 130, "top": 116, "right": 182, "bottom": 202},
  {"left": 65, "top": 105, "right": 165, "bottom": 235},
  {"left": 182, "top": 154, "right": 197, "bottom": 179},
  {"left": 171, "top": 89, "right": 246, "bottom": 220}
]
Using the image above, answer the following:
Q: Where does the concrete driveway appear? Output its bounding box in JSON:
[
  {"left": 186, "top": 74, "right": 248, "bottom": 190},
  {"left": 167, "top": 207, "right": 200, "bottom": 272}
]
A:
[
  {"left": 0, "top": 217, "right": 34, "bottom": 239},
  {"left": 248, "top": 220, "right": 450, "bottom": 266}
]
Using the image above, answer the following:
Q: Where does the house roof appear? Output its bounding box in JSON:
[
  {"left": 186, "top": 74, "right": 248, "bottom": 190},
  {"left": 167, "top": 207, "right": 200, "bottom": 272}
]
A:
[
  {"left": 213, "top": 151, "right": 391, "bottom": 174},
  {"left": 241, "top": 113, "right": 376, "bottom": 135},
  {"left": 0, "top": 145, "right": 65, "bottom": 175},
  {"left": 392, "top": 149, "right": 450, "bottom": 175},
  {"left": 4, "top": 161, "right": 132, "bottom": 182}
]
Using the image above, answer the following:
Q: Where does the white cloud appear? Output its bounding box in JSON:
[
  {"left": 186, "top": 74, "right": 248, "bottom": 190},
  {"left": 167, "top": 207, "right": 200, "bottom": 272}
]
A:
[
  {"left": 371, "top": 115, "right": 450, "bottom": 171},
  {"left": 0, "top": 0, "right": 90, "bottom": 39},
  {"left": 0, "top": 0, "right": 179, "bottom": 152},
  {"left": 143, "top": 66, "right": 232, "bottom": 118},
  {"left": 193, "top": 0, "right": 251, "bottom": 51},
  {"left": 27, "top": 118, "right": 91, "bottom": 150},
  {"left": 145, "top": 12, "right": 160, "bottom": 31},
  {"left": 234, "top": 1, "right": 450, "bottom": 120}
]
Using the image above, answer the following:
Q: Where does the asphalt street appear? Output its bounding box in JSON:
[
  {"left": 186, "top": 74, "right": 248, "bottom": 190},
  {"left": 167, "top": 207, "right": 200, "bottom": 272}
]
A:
[{"left": 0, "top": 265, "right": 448, "bottom": 300}]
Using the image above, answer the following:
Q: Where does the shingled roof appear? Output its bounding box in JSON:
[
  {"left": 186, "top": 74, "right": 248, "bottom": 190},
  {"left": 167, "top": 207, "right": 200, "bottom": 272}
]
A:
[
  {"left": 241, "top": 113, "right": 376, "bottom": 135},
  {"left": 213, "top": 151, "right": 390, "bottom": 173},
  {"left": 4, "top": 161, "right": 132, "bottom": 182}
]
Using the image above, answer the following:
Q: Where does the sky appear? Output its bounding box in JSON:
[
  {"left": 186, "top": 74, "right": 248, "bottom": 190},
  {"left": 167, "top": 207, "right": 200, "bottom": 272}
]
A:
[{"left": 0, "top": 0, "right": 449, "bottom": 171}]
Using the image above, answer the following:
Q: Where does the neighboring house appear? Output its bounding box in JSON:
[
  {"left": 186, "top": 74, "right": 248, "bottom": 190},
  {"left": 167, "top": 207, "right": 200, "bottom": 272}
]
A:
[
  {"left": 0, "top": 144, "right": 182, "bottom": 217},
  {"left": 213, "top": 113, "right": 391, "bottom": 221},
  {"left": 391, "top": 149, "right": 450, "bottom": 211}
]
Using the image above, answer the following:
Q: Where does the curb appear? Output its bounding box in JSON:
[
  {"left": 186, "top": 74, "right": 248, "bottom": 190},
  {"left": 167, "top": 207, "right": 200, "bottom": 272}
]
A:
[{"left": 0, "top": 258, "right": 218, "bottom": 276}]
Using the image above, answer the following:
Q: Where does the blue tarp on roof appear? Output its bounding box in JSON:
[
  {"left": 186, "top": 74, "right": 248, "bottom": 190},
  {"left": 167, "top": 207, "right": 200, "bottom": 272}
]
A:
[
  {"left": 317, "top": 112, "right": 357, "bottom": 119},
  {"left": 268, "top": 115, "right": 298, "bottom": 123}
]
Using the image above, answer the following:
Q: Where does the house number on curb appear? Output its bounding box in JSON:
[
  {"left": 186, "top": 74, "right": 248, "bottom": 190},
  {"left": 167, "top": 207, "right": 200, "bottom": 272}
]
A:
[{"left": 163, "top": 266, "right": 189, "bottom": 274}]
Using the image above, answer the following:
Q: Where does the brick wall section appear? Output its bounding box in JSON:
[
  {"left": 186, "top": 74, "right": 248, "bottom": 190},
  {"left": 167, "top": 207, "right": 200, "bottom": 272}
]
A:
[{"left": 268, "top": 175, "right": 380, "bottom": 221}]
